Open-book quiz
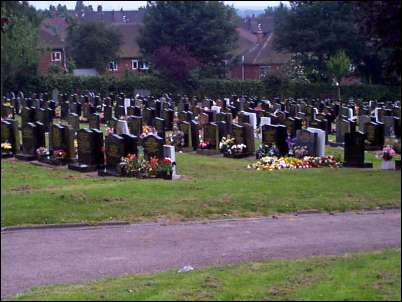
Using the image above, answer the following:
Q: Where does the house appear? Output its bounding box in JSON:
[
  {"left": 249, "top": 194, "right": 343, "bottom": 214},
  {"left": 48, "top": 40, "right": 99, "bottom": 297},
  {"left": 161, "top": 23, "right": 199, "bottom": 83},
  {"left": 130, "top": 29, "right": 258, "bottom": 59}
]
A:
[
  {"left": 228, "top": 16, "right": 291, "bottom": 80},
  {"left": 37, "top": 17, "right": 68, "bottom": 74},
  {"left": 37, "top": 6, "right": 149, "bottom": 76},
  {"left": 38, "top": 8, "right": 291, "bottom": 79}
]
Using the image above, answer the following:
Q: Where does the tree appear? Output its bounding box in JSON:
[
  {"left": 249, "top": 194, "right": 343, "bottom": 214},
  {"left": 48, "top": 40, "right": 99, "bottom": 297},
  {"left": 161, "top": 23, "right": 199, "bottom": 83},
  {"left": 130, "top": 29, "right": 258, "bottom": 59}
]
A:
[
  {"left": 273, "top": 1, "right": 367, "bottom": 83},
  {"left": 1, "top": 1, "right": 42, "bottom": 95},
  {"left": 66, "top": 21, "right": 122, "bottom": 72},
  {"left": 327, "top": 50, "right": 351, "bottom": 101},
  {"left": 152, "top": 46, "right": 199, "bottom": 82},
  {"left": 353, "top": 1, "right": 401, "bottom": 84},
  {"left": 138, "top": 1, "right": 238, "bottom": 80}
]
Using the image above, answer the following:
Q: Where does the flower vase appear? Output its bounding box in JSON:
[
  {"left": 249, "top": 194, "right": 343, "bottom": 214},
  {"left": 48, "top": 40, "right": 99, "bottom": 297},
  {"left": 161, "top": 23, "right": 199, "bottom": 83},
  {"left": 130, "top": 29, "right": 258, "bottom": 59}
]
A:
[{"left": 381, "top": 160, "right": 395, "bottom": 170}]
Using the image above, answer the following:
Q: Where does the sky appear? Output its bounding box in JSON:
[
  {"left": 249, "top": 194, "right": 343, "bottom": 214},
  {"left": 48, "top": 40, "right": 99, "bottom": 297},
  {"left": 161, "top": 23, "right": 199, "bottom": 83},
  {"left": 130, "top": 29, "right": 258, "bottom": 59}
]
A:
[{"left": 28, "top": 1, "right": 288, "bottom": 11}]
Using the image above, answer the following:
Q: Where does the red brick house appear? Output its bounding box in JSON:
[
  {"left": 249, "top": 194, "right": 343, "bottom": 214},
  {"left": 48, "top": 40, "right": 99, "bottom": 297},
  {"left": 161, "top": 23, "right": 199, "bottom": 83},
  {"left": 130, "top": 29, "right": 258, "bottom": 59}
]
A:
[
  {"left": 38, "top": 7, "right": 149, "bottom": 76},
  {"left": 228, "top": 16, "right": 291, "bottom": 80},
  {"left": 37, "top": 17, "right": 68, "bottom": 74},
  {"left": 38, "top": 9, "right": 291, "bottom": 79}
]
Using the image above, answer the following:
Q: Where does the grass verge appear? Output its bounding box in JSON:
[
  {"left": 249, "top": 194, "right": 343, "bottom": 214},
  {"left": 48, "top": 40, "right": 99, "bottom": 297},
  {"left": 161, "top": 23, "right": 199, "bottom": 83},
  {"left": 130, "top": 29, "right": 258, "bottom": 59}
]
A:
[{"left": 7, "top": 249, "right": 401, "bottom": 301}]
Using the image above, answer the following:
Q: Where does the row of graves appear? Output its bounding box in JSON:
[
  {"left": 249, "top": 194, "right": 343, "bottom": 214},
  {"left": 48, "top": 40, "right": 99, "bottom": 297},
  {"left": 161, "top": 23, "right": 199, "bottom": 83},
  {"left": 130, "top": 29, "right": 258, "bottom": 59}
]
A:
[{"left": 1, "top": 90, "right": 401, "bottom": 173}]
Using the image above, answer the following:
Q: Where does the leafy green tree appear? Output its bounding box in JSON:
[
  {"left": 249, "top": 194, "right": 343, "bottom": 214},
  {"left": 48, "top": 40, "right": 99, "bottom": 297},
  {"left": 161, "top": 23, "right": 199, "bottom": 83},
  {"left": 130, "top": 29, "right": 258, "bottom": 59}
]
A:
[
  {"left": 66, "top": 21, "right": 122, "bottom": 72},
  {"left": 138, "top": 1, "right": 238, "bottom": 79},
  {"left": 273, "top": 1, "right": 366, "bottom": 83},
  {"left": 353, "top": 1, "right": 401, "bottom": 84},
  {"left": 327, "top": 50, "right": 351, "bottom": 101},
  {"left": 1, "top": 1, "right": 42, "bottom": 95}
]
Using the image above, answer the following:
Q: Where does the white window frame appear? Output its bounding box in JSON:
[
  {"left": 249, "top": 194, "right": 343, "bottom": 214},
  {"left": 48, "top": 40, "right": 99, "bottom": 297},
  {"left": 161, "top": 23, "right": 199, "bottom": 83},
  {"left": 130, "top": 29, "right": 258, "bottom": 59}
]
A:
[
  {"left": 131, "top": 59, "right": 139, "bottom": 70},
  {"left": 139, "top": 61, "right": 149, "bottom": 70},
  {"left": 108, "top": 61, "right": 118, "bottom": 71},
  {"left": 51, "top": 51, "right": 62, "bottom": 62},
  {"left": 259, "top": 65, "right": 271, "bottom": 79}
]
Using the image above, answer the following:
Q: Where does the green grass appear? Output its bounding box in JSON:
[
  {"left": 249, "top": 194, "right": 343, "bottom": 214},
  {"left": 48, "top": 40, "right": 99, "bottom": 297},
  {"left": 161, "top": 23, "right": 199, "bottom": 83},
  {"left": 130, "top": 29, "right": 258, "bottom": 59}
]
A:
[
  {"left": 1, "top": 145, "right": 400, "bottom": 227},
  {"left": 7, "top": 249, "right": 401, "bottom": 301}
]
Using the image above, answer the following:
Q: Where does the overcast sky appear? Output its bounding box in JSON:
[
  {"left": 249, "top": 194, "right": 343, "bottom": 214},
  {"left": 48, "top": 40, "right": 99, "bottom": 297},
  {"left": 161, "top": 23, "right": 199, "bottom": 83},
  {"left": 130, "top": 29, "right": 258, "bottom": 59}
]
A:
[{"left": 28, "top": 1, "right": 288, "bottom": 11}]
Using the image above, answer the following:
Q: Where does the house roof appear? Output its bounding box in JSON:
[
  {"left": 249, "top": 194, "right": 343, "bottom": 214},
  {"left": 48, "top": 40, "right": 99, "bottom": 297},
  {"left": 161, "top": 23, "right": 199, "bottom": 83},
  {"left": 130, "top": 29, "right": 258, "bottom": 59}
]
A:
[
  {"left": 111, "top": 23, "right": 142, "bottom": 58},
  {"left": 39, "top": 17, "right": 69, "bottom": 49},
  {"left": 70, "top": 9, "right": 145, "bottom": 24},
  {"left": 241, "top": 33, "right": 291, "bottom": 65}
]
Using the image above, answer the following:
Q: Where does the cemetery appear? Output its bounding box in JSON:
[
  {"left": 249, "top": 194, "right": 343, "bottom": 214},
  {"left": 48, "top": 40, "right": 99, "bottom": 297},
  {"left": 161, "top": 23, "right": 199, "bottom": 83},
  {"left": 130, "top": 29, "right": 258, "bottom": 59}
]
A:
[
  {"left": 1, "top": 1, "right": 401, "bottom": 301},
  {"left": 1, "top": 91, "right": 401, "bottom": 178}
]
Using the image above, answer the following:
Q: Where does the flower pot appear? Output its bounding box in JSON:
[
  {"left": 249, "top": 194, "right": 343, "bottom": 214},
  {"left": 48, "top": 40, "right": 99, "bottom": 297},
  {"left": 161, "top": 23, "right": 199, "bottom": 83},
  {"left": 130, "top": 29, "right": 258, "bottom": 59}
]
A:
[{"left": 381, "top": 160, "right": 395, "bottom": 170}]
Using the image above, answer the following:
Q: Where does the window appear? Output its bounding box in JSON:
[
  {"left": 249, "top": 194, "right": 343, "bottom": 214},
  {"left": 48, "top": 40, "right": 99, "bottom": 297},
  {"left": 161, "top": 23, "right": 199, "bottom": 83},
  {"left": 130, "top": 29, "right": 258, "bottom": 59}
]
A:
[
  {"left": 139, "top": 61, "right": 149, "bottom": 70},
  {"left": 259, "top": 65, "right": 272, "bottom": 79},
  {"left": 131, "top": 59, "right": 139, "bottom": 70},
  {"left": 108, "top": 61, "right": 118, "bottom": 71},
  {"left": 51, "top": 51, "right": 62, "bottom": 62}
]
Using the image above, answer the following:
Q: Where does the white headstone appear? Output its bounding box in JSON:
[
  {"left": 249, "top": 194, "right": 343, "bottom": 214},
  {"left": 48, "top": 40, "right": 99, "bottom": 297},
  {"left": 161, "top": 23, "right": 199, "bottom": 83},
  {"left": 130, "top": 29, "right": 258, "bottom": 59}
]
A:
[
  {"left": 243, "top": 112, "right": 257, "bottom": 129},
  {"left": 211, "top": 105, "right": 221, "bottom": 113},
  {"left": 123, "top": 98, "right": 131, "bottom": 115},
  {"left": 163, "top": 145, "right": 176, "bottom": 177},
  {"left": 348, "top": 108, "right": 354, "bottom": 120},
  {"left": 116, "top": 120, "right": 129, "bottom": 135},
  {"left": 260, "top": 117, "right": 271, "bottom": 127},
  {"left": 307, "top": 127, "right": 326, "bottom": 157},
  {"left": 374, "top": 108, "right": 380, "bottom": 123}
]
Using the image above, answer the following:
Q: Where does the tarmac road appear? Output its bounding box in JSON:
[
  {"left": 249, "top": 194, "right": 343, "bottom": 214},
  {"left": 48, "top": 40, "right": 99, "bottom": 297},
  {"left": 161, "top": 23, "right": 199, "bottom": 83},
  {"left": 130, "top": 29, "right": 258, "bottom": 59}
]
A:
[{"left": 1, "top": 209, "right": 400, "bottom": 298}]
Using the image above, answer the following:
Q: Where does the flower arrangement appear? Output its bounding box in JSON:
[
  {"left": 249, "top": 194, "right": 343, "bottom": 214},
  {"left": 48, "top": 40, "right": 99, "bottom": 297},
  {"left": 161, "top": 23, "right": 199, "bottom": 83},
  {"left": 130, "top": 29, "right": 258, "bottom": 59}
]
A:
[
  {"left": 53, "top": 149, "right": 66, "bottom": 159},
  {"left": 380, "top": 145, "right": 396, "bottom": 161},
  {"left": 166, "top": 128, "right": 185, "bottom": 147},
  {"left": 1, "top": 142, "right": 12, "bottom": 153},
  {"left": 119, "top": 154, "right": 173, "bottom": 178},
  {"left": 248, "top": 155, "right": 341, "bottom": 171},
  {"left": 198, "top": 140, "right": 210, "bottom": 149},
  {"left": 106, "top": 127, "right": 114, "bottom": 135},
  {"left": 290, "top": 145, "right": 310, "bottom": 159},
  {"left": 140, "top": 126, "right": 157, "bottom": 139},
  {"left": 219, "top": 136, "right": 234, "bottom": 152},
  {"left": 256, "top": 144, "right": 280, "bottom": 159},
  {"left": 36, "top": 147, "right": 49, "bottom": 158}
]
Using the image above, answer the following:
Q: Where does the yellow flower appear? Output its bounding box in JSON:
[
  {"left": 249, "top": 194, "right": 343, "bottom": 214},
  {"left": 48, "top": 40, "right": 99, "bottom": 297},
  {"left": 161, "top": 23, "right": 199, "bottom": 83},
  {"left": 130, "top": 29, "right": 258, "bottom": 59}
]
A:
[{"left": 1, "top": 143, "right": 12, "bottom": 150}]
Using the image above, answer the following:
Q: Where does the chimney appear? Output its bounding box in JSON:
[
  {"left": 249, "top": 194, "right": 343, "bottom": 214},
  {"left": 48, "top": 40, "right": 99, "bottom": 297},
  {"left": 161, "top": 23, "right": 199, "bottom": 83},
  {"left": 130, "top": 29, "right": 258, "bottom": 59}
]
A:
[{"left": 256, "top": 23, "right": 264, "bottom": 44}]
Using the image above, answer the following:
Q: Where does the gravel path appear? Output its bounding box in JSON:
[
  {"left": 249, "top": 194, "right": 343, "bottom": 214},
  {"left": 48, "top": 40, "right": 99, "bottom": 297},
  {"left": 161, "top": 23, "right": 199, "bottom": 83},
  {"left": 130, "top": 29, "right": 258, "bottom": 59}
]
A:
[{"left": 1, "top": 209, "right": 400, "bottom": 298}]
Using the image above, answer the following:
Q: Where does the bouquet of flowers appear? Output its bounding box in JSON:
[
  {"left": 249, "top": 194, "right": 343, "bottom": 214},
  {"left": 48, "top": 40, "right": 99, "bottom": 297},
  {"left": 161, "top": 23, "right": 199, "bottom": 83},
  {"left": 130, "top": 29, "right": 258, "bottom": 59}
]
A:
[
  {"left": 156, "top": 157, "right": 174, "bottom": 175},
  {"left": 140, "top": 126, "right": 157, "bottom": 139},
  {"left": 198, "top": 140, "right": 210, "bottom": 149},
  {"left": 36, "top": 147, "right": 49, "bottom": 158},
  {"left": 106, "top": 127, "right": 114, "bottom": 135},
  {"left": 119, "top": 154, "right": 173, "bottom": 178},
  {"left": 290, "top": 145, "right": 309, "bottom": 159},
  {"left": 256, "top": 144, "right": 280, "bottom": 159},
  {"left": 1, "top": 142, "right": 12, "bottom": 153},
  {"left": 248, "top": 155, "right": 341, "bottom": 171},
  {"left": 53, "top": 149, "right": 66, "bottom": 159},
  {"left": 381, "top": 145, "right": 396, "bottom": 161},
  {"left": 219, "top": 136, "right": 235, "bottom": 154}
]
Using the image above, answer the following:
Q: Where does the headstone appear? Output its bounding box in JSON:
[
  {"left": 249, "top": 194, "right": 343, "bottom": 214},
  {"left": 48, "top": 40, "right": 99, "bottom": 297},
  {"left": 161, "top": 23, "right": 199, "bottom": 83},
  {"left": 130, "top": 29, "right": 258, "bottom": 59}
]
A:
[
  {"left": 88, "top": 113, "right": 100, "bottom": 129},
  {"left": 344, "top": 131, "right": 372, "bottom": 168},
  {"left": 295, "top": 129, "right": 318, "bottom": 157},
  {"left": 307, "top": 127, "right": 325, "bottom": 157},
  {"left": 127, "top": 116, "right": 142, "bottom": 137},
  {"left": 115, "top": 120, "right": 130, "bottom": 135},
  {"left": 142, "top": 134, "right": 164, "bottom": 160}
]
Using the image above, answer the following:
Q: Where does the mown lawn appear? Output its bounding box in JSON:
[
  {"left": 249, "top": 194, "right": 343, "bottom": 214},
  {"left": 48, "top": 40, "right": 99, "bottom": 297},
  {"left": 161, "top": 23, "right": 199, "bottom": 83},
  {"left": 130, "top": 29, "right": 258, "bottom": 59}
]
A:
[
  {"left": 1, "top": 146, "right": 400, "bottom": 227},
  {"left": 7, "top": 249, "right": 401, "bottom": 301}
]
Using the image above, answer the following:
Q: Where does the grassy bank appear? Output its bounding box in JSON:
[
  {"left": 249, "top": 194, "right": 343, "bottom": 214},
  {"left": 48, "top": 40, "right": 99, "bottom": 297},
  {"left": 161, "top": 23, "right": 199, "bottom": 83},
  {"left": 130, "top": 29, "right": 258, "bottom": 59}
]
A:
[
  {"left": 8, "top": 249, "right": 401, "bottom": 301},
  {"left": 1, "top": 146, "right": 400, "bottom": 227}
]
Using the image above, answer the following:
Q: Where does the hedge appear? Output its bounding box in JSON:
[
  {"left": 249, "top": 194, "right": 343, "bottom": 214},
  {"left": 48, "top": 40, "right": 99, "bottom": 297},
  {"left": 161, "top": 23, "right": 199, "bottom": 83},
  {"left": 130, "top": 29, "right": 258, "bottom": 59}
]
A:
[{"left": 4, "top": 74, "right": 401, "bottom": 101}]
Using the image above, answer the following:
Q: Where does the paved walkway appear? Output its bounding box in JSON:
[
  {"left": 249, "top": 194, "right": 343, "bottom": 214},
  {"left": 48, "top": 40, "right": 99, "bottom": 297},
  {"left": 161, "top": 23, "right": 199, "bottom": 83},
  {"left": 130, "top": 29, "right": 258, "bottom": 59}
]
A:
[{"left": 1, "top": 209, "right": 401, "bottom": 298}]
